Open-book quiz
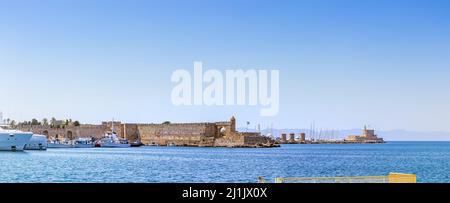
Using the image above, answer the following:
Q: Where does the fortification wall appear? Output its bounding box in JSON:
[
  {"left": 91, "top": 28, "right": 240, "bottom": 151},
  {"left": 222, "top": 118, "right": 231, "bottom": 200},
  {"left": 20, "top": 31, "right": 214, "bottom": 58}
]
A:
[
  {"left": 214, "top": 132, "right": 275, "bottom": 147},
  {"left": 214, "top": 135, "right": 245, "bottom": 147},
  {"left": 138, "top": 123, "right": 218, "bottom": 146},
  {"left": 122, "top": 124, "right": 140, "bottom": 142},
  {"left": 15, "top": 116, "right": 277, "bottom": 147},
  {"left": 17, "top": 125, "right": 107, "bottom": 140}
]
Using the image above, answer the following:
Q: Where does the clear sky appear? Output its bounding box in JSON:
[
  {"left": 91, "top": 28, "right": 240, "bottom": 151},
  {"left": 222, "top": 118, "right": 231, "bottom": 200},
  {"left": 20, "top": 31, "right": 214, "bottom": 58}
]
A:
[{"left": 0, "top": 0, "right": 449, "bottom": 132}]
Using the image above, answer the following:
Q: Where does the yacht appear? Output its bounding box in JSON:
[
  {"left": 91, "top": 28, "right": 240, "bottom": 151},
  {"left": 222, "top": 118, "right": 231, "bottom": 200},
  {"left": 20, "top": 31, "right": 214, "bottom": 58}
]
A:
[
  {"left": 0, "top": 126, "right": 33, "bottom": 151},
  {"left": 24, "top": 134, "right": 48, "bottom": 150},
  {"left": 73, "top": 137, "right": 95, "bottom": 148}
]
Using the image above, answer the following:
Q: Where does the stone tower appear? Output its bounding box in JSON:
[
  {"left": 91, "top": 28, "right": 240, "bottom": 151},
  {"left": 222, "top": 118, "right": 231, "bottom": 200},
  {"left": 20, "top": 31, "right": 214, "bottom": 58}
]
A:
[
  {"left": 300, "top": 133, "right": 306, "bottom": 143},
  {"left": 281, "top": 134, "right": 287, "bottom": 143},
  {"left": 230, "top": 116, "right": 236, "bottom": 133}
]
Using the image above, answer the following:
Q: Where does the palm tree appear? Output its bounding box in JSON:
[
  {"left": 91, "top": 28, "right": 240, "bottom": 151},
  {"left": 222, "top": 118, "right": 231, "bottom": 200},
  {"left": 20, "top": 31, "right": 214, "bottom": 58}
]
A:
[
  {"left": 42, "top": 118, "right": 49, "bottom": 126},
  {"left": 51, "top": 117, "right": 57, "bottom": 127}
]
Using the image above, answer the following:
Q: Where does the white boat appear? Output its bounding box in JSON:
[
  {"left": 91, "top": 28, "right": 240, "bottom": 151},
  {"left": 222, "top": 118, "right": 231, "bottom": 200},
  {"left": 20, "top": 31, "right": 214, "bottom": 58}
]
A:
[
  {"left": 24, "top": 134, "right": 48, "bottom": 150},
  {"left": 73, "top": 138, "right": 95, "bottom": 148},
  {"left": 47, "top": 139, "right": 73, "bottom": 148},
  {"left": 0, "top": 126, "right": 33, "bottom": 151},
  {"left": 95, "top": 119, "right": 131, "bottom": 148},
  {"left": 95, "top": 133, "right": 131, "bottom": 148}
]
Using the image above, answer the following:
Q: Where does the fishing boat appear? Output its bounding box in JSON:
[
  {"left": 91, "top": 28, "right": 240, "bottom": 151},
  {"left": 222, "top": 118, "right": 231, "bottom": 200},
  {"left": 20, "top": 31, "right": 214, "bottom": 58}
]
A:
[
  {"left": 95, "top": 120, "right": 131, "bottom": 148},
  {"left": 95, "top": 132, "right": 131, "bottom": 148},
  {"left": 47, "top": 139, "right": 73, "bottom": 148},
  {"left": 73, "top": 137, "right": 95, "bottom": 148}
]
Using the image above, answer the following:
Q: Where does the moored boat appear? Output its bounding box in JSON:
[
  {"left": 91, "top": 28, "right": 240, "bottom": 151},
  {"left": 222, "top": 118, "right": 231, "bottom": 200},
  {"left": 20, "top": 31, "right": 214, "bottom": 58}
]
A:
[
  {"left": 24, "top": 134, "right": 48, "bottom": 150},
  {"left": 47, "top": 139, "right": 73, "bottom": 148},
  {"left": 130, "top": 141, "right": 143, "bottom": 147},
  {"left": 0, "top": 126, "right": 33, "bottom": 151},
  {"left": 73, "top": 138, "right": 95, "bottom": 148},
  {"left": 95, "top": 133, "right": 131, "bottom": 148},
  {"left": 95, "top": 119, "right": 131, "bottom": 148}
]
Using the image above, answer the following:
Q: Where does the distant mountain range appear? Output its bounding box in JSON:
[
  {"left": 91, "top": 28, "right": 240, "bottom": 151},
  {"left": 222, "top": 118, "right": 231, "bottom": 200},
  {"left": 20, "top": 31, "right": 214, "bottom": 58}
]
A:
[{"left": 237, "top": 128, "right": 450, "bottom": 141}]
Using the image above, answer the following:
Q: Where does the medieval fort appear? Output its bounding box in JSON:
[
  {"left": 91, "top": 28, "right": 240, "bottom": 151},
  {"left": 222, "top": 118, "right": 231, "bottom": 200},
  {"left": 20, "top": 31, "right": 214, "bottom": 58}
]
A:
[{"left": 16, "top": 116, "right": 277, "bottom": 148}]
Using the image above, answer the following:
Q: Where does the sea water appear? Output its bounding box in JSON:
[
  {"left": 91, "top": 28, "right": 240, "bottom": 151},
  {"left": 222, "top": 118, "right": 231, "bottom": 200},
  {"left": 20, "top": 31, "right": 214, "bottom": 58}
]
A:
[{"left": 0, "top": 141, "right": 449, "bottom": 183}]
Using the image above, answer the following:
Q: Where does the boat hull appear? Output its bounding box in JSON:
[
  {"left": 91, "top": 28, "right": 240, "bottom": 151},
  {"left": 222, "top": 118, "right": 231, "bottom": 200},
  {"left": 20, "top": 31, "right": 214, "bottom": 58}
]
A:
[
  {"left": 47, "top": 143, "right": 73, "bottom": 148},
  {"left": 24, "top": 134, "right": 48, "bottom": 150},
  {"left": 130, "top": 142, "right": 143, "bottom": 147},
  {"left": 99, "top": 143, "right": 131, "bottom": 148},
  {"left": 24, "top": 142, "right": 47, "bottom": 150},
  {"left": 74, "top": 144, "right": 94, "bottom": 148},
  {"left": 0, "top": 133, "right": 33, "bottom": 151}
]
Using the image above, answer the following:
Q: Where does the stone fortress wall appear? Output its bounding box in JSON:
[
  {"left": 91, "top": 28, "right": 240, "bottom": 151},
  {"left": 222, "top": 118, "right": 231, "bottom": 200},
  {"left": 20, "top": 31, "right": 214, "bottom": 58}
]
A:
[
  {"left": 17, "top": 116, "right": 277, "bottom": 148},
  {"left": 19, "top": 124, "right": 106, "bottom": 140}
]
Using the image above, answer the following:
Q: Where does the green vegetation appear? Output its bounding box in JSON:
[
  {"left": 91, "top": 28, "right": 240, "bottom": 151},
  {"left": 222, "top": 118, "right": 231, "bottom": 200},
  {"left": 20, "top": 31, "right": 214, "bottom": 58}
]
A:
[
  {"left": 42, "top": 118, "right": 49, "bottom": 126},
  {"left": 31, "top": 118, "right": 40, "bottom": 125},
  {"left": 13, "top": 117, "right": 82, "bottom": 128}
]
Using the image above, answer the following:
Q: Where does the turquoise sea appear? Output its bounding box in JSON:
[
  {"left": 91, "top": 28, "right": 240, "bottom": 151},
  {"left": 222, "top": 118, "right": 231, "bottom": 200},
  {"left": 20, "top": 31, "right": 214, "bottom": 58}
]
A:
[{"left": 0, "top": 141, "right": 449, "bottom": 183}]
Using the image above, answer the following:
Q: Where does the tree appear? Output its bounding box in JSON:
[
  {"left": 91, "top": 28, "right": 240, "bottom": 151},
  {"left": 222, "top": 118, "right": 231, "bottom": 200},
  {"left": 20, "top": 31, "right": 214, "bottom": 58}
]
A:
[
  {"left": 73, "top": 121, "right": 80, "bottom": 126},
  {"left": 10, "top": 120, "right": 16, "bottom": 127},
  {"left": 51, "top": 117, "right": 57, "bottom": 127},
  {"left": 162, "top": 121, "right": 171, "bottom": 125},
  {"left": 31, "top": 118, "right": 39, "bottom": 125},
  {"left": 42, "top": 118, "right": 49, "bottom": 126}
]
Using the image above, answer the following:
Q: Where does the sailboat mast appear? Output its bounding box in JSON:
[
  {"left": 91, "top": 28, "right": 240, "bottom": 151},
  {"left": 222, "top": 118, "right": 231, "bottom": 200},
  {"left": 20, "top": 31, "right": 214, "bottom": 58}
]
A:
[{"left": 112, "top": 118, "right": 115, "bottom": 134}]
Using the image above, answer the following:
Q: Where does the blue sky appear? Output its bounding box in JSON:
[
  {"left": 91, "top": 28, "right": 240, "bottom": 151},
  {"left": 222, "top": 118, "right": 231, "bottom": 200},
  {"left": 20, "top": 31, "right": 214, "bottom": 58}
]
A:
[{"left": 0, "top": 0, "right": 450, "bottom": 133}]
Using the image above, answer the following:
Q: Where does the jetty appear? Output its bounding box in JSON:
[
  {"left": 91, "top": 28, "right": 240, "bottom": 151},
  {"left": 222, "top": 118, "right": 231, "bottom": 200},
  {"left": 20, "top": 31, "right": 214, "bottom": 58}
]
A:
[{"left": 275, "top": 126, "right": 385, "bottom": 144}]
